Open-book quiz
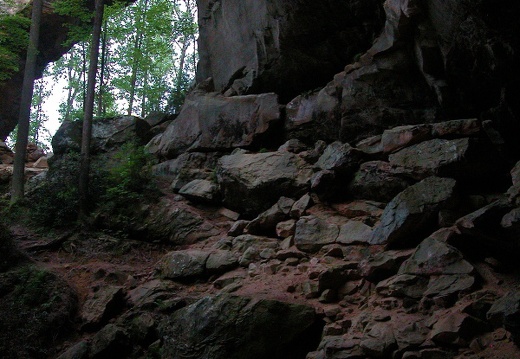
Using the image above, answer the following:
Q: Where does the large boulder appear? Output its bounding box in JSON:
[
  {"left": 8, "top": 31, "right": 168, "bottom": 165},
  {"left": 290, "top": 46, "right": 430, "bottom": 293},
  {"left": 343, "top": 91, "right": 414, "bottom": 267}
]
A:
[
  {"left": 158, "top": 294, "right": 322, "bottom": 359},
  {"left": 398, "top": 237, "right": 473, "bottom": 276},
  {"left": 217, "top": 150, "right": 313, "bottom": 214},
  {"left": 151, "top": 152, "right": 220, "bottom": 192},
  {"left": 196, "top": 0, "right": 385, "bottom": 102},
  {"left": 348, "top": 161, "right": 414, "bottom": 202},
  {"left": 52, "top": 116, "right": 151, "bottom": 156},
  {"left": 369, "top": 176, "right": 458, "bottom": 248},
  {"left": 487, "top": 291, "right": 520, "bottom": 346},
  {"left": 388, "top": 137, "right": 504, "bottom": 187},
  {"left": 149, "top": 92, "right": 280, "bottom": 159},
  {"left": 0, "top": 141, "right": 14, "bottom": 164},
  {"left": 294, "top": 215, "right": 339, "bottom": 253},
  {"left": 0, "top": 262, "right": 78, "bottom": 358}
]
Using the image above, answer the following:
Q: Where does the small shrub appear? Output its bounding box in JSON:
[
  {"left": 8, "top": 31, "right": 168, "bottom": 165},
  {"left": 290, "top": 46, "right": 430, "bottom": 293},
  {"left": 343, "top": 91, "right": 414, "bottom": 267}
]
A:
[{"left": 102, "top": 140, "right": 156, "bottom": 204}]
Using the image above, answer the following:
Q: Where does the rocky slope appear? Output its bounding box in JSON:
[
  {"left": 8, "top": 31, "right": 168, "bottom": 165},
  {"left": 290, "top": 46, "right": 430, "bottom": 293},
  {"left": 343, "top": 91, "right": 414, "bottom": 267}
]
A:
[{"left": 2, "top": 0, "right": 520, "bottom": 358}]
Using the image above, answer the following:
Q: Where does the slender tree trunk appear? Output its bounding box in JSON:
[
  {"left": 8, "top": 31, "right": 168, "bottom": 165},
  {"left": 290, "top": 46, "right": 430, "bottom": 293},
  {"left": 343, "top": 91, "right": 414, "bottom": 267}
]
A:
[
  {"left": 79, "top": 0, "right": 105, "bottom": 221},
  {"left": 32, "top": 82, "right": 44, "bottom": 144},
  {"left": 140, "top": 66, "right": 148, "bottom": 117},
  {"left": 65, "top": 60, "right": 74, "bottom": 122},
  {"left": 127, "top": 32, "right": 142, "bottom": 116},
  {"left": 175, "top": 37, "right": 188, "bottom": 96},
  {"left": 11, "top": 0, "right": 43, "bottom": 203},
  {"left": 82, "top": 42, "right": 87, "bottom": 108},
  {"left": 127, "top": 0, "right": 149, "bottom": 116},
  {"left": 97, "top": 19, "right": 108, "bottom": 117}
]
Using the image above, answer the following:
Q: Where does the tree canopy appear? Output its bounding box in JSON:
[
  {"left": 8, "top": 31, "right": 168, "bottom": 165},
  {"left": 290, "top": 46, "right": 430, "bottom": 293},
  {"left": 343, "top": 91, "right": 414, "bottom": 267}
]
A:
[{"left": 6, "top": 0, "right": 198, "bottom": 147}]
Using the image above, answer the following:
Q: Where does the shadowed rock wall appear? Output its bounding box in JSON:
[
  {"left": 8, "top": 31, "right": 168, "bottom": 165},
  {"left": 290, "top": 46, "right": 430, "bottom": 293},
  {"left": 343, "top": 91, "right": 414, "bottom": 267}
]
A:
[{"left": 196, "top": 0, "right": 385, "bottom": 102}]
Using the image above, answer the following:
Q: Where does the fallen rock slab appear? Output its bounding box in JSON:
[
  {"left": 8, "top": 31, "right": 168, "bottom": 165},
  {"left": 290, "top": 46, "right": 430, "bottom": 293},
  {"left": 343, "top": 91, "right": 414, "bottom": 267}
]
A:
[
  {"left": 369, "top": 176, "right": 457, "bottom": 248},
  {"left": 158, "top": 294, "right": 322, "bottom": 359},
  {"left": 217, "top": 150, "right": 313, "bottom": 214}
]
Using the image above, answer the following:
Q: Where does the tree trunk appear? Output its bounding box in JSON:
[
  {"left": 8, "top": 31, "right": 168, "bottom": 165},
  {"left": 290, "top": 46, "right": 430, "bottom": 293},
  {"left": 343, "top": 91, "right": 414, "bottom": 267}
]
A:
[
  {"left": 127, "top": 32, "right": 142, "bottom": 116},
  {"left": 64, "top": 59, "right": 74, "bottom": 122},
  {"left": 11, "top": 0, "right": 44, "bottom": 203},
  {"left": 78, "top": 0, "right": 105, "bottom": 221},
  {"left": 97, "top": 19, "right": 108, "bottom": 117},
  {"left": 127, "top": 0, "right": 149, "bottom": 116},
  {"left": 140, "top": 66, "right": 148, "bottom": 117}
]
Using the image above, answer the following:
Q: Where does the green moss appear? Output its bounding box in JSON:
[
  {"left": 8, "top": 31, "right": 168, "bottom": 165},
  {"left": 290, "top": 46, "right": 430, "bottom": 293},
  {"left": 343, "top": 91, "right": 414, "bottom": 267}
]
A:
[{"left": 0, "top": 12, "right": 30, "bottom": 82}]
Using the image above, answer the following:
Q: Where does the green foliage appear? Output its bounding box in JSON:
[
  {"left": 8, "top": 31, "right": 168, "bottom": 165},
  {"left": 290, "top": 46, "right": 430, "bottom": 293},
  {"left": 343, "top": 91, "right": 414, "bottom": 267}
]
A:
[
  {"left": 0, "top": 12, "right": 30, "bottom": 82},
  {"left": 47, "top": 0, "right": 198, "bottom": 119},
  {"left": 29, "top": 152, "right": 81, "bottom": 226},
  {"left": 13, "top": 266, "right": 53, "bottom": 306},
  {"left": 52, "top": 0, "right": 94, "bottom": 44},
  {"left": 28, "top": 139, "right": 156, "bottom": 227},
  {"left": 103, "top": 141, "right": 155, "bottom": 202},
  {"left": 0, "top": 263, "right": 76, "bottom": 358}
]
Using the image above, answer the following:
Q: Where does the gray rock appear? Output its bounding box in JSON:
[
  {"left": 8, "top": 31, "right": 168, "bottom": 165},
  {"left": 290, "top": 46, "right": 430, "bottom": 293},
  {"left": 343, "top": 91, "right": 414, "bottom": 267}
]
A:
[
  {"left": 206, "top": 250, "right": 238, "bottom": 275},
  {"left": 424, "top": 274, "right": 475, "bottom": 299},
  {"left": 318, "top": 264, "right": 356, "bottom": 292},
  {"left": 276, "top": 219, "right": 296, "bottom": 238},
  {"left": 310, "top": 170, "right": 339, "bottom": 199},
  {"left": 360, "top": 322, "right": 397, "bottom": 358},
  {"left": 389, "top": 138, "right": 471, "bottom": 178},
  {"left": 239, "top": 246, "right": 260, "bottom": 267},
  {"left": 294, "top": 215, "right": 339, "bottom": 253},
  {"left": 232, "top": 234, "right": 279, "bottom": 253},
  {"left": 90, "top": 324, "right": 130, "bottom": 359},
  {"left": 430, "top": 311, "right": 488, "bottom": 346},
  {"left": 394, "top": 322, "right": 428, "bottom": 351},
  {"left": 430, "top": 118, "right": 480, "bottom": 138},
  {"left": 56, "top": 341, "right": 89, "bottom": 359},
  {"left": 369, "top": 176, "right": 457, "bottom": 248},
  {"left": 356, "top": 135, "right": 383, "bottom": 156},
  {"left": 228, "top": 220, "right": 250, "bottom": 236},
  {"left": 141, "top": 203, "right": 216, "bottom": 244},
  {"left": 217, "top": 151, "right": 312, "bottom": 214},
  {"left": 316, "top": 337, "right": 364, "bottom": 359},
  {"left": 246, "top": 199, "right": 290, "bottom": 235},
  {"left": 158, "top": 294, "right": 320, "bottom": 359},
  {"left": 376, "top": 274, "right": 428, "bottom": 299},
  {"left": 401, "top": 349, "right": 454, "bottom": 359},
  {"left": 143, "top": 111, "right": 176, "bottom": 128},
  {"left": 277, "top": 197, "right": 296, "bottom": 215},
  {"left": 381, "top": 124, "right": 431, "bottom": 153},
  {"left": 124, "top": 312, "right": 157, "bottom": 345},
  {"left": 278, "top": 139, "right": 308, "bottom": 153},
  {"left": 81, "top": 286, "right": 125, "bottom": 331},
  {"left": 348, "top": 161, "right": 414, "bottom": 202},
  {"left": 301, "top": 282, "right": 320, "bottom": 299},
  {"left": 150, "top": 92, "right": 280, "bottom": 159},
  {"left": 53, "top": 116, "right": 150, "bottom": 156},
  {"left": 151, "top": 152, "right": 219, "bottom": 192},
  {"left": 179, "top": 179, "right": 220, "bottom": 204},
  {"left": 398, "top": 237, "right": 473, "bottom": 276},
  {"left": 196, "top": 0, "right": 384, "bottom": 101},
  {"left": 127, "top": 279, "right": 181, "bottom": 310},
  {"left": 359, "top": 250, "right": 412, "bottom": 283},
  {"left": 487, "top": 290, "right": 520, "bottom": 345},
  {"left": 336, "top": 221, "right": 373, "bottom": 245},
  {"left": 315, "top": 141, "right": 361, "bottom": 175},
  {"left": 156, "top": 250, "right": 210, "bottom": 280}
]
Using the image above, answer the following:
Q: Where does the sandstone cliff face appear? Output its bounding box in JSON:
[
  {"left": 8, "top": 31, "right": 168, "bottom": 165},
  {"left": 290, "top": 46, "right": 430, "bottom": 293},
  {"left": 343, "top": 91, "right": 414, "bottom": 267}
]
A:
[
  {"left": 195, "top": 0, "right": 520, "bottom": 150},
  {"left": 196, "top": 0, "right": 385, "bottom": 102}
]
